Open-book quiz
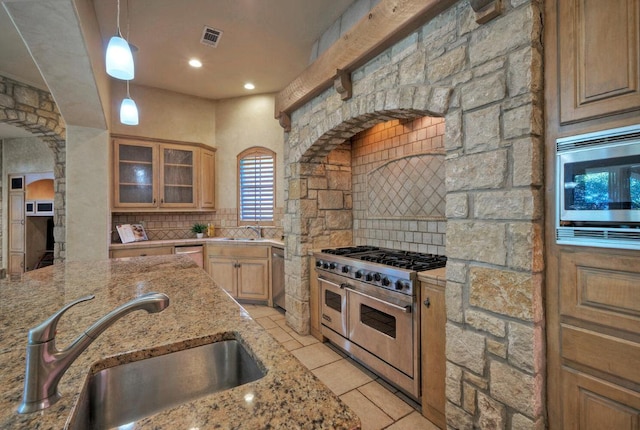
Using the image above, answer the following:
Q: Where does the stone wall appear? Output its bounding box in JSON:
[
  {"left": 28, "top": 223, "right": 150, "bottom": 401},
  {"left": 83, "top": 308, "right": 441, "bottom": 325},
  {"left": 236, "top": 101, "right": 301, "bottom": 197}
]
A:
[
  {"left": 283, "top": 1, "right": 545, "bottom": 429},
  {"left": 0, "top": 75, "right": 66, "bottom": 263}
]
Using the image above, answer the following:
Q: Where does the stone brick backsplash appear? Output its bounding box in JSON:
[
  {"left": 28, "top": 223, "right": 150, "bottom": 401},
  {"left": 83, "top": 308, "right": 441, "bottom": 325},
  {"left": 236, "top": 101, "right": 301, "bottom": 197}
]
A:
[{"left": 111, "top": 207, "right": 283, "bottom": 242}]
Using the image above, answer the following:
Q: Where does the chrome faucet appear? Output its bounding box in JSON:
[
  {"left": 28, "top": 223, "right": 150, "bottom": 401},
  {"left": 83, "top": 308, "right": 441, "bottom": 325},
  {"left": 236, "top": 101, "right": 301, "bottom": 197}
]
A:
[
  {"left": 246, "top": 225, "right": 262, "bottom": 238},
  {"left": 17, "top": 292, "right": 170, "bottom": 414}
]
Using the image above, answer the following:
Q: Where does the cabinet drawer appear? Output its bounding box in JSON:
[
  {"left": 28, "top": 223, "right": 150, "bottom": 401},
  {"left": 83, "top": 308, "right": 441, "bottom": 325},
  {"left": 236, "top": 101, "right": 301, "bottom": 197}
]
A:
[
  {"left": 206, "top": 245, "right": 268, "bottom": 259},
  {"left": 110, "top": 246, "right": 174, "bottom": 258}
]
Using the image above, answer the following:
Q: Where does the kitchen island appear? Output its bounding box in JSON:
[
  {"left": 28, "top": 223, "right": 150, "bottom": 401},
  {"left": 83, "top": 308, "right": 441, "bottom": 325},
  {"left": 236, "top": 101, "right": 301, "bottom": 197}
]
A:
[{"left": 0, "top": 255, "right": 360, "bottom": 429}]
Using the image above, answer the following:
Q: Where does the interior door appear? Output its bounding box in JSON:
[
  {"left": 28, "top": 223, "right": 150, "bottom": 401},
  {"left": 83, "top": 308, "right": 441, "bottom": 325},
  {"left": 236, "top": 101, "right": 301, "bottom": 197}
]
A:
[{"left": 9, "top": 178, "right": 25, "bottom": 275}]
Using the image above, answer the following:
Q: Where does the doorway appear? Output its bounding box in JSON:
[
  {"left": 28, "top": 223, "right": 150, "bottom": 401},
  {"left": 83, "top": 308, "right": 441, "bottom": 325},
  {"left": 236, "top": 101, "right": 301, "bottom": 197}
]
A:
[{"left": 9, "top": 172, "right": 55, "bottom": 274}]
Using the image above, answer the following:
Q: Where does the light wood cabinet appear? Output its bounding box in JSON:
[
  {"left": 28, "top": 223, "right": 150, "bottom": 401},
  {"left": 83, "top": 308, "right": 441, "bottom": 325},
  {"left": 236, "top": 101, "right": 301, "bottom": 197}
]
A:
[
  {"left": 200, "top": 148, "right": 216, "bottom": 209},
  {"left": 558, "top": 0, "right": 640, "bottom": 124},
  {"left": 112, "top": 136, "right": 215, "bottom": 211},
  {"left": 420, "top": 278, "right": 446, "bottom": 430},
  {"left": 207, "top": 245, "right": 269, "bottom": 301},
  {"left": 309, "top": 256, "right": 322, "bottom": 340},
  {"left": 110, "top": 246, "right": 173, "bottom": 258}
]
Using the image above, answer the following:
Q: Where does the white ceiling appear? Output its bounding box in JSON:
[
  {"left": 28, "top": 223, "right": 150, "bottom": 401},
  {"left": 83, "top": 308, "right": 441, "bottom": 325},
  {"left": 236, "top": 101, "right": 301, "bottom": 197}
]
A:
[{"left": 0, "top": 0, "right": 357, "bottom": 138}]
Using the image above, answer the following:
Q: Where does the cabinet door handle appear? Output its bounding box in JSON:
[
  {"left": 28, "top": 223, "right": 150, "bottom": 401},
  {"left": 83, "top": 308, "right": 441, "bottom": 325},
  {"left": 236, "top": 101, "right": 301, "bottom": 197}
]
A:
[
  {"left": 153, "top": 198, "right": 156, "bottom": 204},
  {"left": 424, "top": 297, "right": 431, "bottom": 308}
]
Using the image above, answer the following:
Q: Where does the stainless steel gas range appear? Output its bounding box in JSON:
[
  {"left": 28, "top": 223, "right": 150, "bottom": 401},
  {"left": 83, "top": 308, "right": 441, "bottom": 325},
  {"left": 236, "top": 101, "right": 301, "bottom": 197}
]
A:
[{"left": 314, "top": 246, "right": 447, "bottom": 400}]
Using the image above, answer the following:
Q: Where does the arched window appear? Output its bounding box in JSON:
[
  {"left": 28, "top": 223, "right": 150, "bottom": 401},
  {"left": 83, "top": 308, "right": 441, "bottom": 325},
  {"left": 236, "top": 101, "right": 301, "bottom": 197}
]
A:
[{"left": 237, "top": 147, "right": 276, "bottom": 225}]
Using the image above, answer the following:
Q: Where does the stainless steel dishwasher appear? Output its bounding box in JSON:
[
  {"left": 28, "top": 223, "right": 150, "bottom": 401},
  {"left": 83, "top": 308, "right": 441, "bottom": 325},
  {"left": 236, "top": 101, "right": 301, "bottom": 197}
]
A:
[
  {"left": 271, "top": 247, "right": 285, "bottom": 310},
  {"left": 175, "top": 245, "right": 204, "bottom": 269}
]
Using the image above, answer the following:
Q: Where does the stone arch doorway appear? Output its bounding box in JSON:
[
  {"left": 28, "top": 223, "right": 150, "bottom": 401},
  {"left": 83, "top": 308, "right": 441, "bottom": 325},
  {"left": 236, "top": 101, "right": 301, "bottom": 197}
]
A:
[
  {"left": 0, "top": 75, "right": 66, "bottom": 263},
  {"left": 282, "top": 85, "right": 454, "bottom": 334}
]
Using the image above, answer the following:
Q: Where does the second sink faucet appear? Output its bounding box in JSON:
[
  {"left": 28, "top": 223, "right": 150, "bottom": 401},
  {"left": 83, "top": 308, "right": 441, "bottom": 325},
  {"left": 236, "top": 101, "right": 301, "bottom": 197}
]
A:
[
  {"left": 17, "top": 292, "right": 170, "bottom": 414},
  {"left": 246, "top": 225, "right": 262, "bottom": 238}
]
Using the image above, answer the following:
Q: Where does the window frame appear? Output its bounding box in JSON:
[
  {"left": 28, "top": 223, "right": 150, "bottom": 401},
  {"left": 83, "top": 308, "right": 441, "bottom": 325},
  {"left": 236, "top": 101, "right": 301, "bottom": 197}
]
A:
[{"left": 237, "top": 146, "right": 276, "bottom": 226}]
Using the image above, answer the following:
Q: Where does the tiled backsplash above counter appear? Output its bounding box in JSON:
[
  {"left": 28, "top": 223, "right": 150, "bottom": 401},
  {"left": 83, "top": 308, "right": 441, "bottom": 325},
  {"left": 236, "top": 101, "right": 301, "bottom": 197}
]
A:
[{"left": 111, "top": 208, "right": 284, "bottom": 243}]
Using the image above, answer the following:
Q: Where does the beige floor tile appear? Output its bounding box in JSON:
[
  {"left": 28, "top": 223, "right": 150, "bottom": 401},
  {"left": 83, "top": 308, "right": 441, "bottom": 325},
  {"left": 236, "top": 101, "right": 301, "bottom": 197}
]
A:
[
  {"left": 266, "top": 326, "right": 294, "bottom": 343},
  {"left": 357, "top": 381, "right": 414, "bottom": 421},
  {"left": 312, "top": 359, "right": 373, "bottom": 396},
  {"left": 254, "top": 316, "right": 278, "bottom": 329},
  {"left": 291, "top": 342, "right": 342, "bottom": 370},
  {"left": 245, "top": 305, "right": 283, "bottom": 319},
  {"left": 280, "top": 339, "right": 304, "bottom": 351},
  {"left": 275, "top": 318, "right": 292, "bottom": 331},
  {"left": 340, "top": 389, "right": 394, "bottom": 430},
  {"left": 290, "top": 332, "right": 320, "bottom": 347},
  {"left": 385, "top": 411, "right": 440, "bottom": 430},
  {"left": 270, "top": 313, "right": 286, "bottom": 321}
]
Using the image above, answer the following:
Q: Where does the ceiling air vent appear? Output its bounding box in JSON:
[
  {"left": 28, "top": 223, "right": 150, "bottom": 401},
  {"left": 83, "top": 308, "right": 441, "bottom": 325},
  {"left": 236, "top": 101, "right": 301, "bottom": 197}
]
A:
[{"left": 201, "top": 26, "right": 223, "bottom": 48}]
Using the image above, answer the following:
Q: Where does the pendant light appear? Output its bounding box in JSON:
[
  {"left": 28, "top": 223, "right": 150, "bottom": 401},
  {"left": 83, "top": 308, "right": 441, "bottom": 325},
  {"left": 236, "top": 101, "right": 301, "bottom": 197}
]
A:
[
  {"left": 106, "top": 0, "right": 134, "bottom": 80},
  {"left": 120, "top": 81, "right": 139, "bottom": 125}
]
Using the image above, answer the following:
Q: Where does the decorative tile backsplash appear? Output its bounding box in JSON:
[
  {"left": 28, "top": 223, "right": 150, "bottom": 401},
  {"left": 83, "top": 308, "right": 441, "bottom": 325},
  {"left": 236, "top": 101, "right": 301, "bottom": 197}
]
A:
[
  {"left": 111, "top": 208, "right": 283, "bottom": 243},
  {"left": 367, "top": 154, "right": 445, "bottom": 219},
  {"left": 352, "top": 117, "right": 446, "bottom": 254}
]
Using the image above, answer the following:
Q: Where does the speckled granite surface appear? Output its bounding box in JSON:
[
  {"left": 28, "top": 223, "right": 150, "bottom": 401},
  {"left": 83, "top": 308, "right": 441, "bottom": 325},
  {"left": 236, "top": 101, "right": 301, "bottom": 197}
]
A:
[{"left": 0, "top": 255, "right": 359, "bottom": 429}]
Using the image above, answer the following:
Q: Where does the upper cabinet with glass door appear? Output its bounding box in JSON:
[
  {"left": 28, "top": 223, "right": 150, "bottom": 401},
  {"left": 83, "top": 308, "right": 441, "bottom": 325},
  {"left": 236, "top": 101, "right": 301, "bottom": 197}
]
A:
[{"left": 112, "top": 136, "right": 215, "bottom": 211}]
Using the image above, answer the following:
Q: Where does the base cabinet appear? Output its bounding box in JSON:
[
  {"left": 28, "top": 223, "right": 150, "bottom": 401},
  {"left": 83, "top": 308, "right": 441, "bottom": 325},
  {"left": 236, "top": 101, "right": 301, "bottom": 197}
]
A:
[
  {"left": 421, "top": 278, "right": 446, "bottom": 429},
  {"left": 207, "top": 245, "right": 269, "bottom": 301}
]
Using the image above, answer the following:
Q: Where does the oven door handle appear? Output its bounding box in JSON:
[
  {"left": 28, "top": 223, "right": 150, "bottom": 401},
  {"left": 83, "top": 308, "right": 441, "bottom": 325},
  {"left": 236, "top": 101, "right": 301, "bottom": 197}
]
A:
[
  {"left": 349, "top": 288, "right": 412, "bottom": 314},
  {"left": 318, "top": 276, "right": 347, "bottom": 289}
]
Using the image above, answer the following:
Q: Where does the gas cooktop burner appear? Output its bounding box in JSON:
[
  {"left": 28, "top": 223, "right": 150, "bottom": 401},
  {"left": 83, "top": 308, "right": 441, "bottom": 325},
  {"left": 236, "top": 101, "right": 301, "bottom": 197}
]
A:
[
  {"left": 359, "top": 251, "right": 447, "bottom": 271},
  {"left": 320, "top": 246, "right": 380, "bottom": 255}
]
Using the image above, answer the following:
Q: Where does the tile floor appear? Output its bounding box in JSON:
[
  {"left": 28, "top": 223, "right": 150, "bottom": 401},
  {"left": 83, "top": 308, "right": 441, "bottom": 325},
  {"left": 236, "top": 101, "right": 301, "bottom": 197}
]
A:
[{"left": 243, "top": 304, "right": 440, "bottom": 430}]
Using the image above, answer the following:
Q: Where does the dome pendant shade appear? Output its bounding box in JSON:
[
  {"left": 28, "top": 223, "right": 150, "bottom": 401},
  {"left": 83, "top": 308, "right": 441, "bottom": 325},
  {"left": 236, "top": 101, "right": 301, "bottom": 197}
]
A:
[
  {"left": 106, "top": 35, "right": 135, "bottom": 80},
  {"left": 120, "top": 97, "right": 139, "bottom": 125}
]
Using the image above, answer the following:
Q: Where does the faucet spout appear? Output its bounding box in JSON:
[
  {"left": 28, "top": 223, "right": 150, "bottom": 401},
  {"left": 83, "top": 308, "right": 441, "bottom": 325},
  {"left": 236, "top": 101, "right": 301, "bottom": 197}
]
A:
[
  {"left": 18, "top": 292, "right": 170, "bottom": 414},
  {"left": 246, "top": 225, "right": 262, "bottom": 238}
]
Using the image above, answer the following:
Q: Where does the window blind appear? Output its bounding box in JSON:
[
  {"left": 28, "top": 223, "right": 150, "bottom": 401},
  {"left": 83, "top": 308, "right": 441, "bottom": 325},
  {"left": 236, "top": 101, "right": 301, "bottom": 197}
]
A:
[{"left": 239, "top": 154, "right": 274, "bottom": 221}]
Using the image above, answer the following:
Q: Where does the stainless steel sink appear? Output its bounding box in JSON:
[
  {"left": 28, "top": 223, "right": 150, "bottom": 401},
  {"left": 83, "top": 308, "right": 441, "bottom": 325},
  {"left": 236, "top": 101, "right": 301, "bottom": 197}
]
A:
[{"left": 69, "top": 339, "right": 265, "bottom": 430}]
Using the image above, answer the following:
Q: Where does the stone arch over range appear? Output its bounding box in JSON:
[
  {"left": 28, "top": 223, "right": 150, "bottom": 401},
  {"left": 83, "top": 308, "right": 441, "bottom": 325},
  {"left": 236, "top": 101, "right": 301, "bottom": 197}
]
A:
[
  {"left": 283, "top": 84, "right": 454, "bottom": 334},
  {"left": 0, "top": 75, "right": 67, "bottom": 263}
]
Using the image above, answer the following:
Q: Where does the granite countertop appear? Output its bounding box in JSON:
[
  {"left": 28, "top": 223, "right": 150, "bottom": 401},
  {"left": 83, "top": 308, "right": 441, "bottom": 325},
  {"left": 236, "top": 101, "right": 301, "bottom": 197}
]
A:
[
  {"left": 0, "top": 255, "right": 359, "bottom": 429},
  {"left": 110, "top": 237, "right": 285, "bottom": 249}
]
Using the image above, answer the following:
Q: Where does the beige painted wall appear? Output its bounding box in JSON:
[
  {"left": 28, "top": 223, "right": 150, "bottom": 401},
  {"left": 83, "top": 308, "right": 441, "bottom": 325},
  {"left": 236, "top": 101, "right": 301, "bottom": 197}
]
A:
[
  {"left": 65, "top": 126, "right": 110, "bottom": 261},
  {"left": 1, "top": 137, "right": 55, "bottom": 267},
  {"left": 110, "top": 82, "right": 217, "bottom": 147},
  {"left": 215, "top": 94, "right": 284, "bottom": 208}
]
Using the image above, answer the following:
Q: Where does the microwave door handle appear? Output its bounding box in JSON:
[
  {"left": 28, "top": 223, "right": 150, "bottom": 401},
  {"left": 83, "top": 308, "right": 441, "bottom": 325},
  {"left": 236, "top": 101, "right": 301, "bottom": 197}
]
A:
[{"left": 349, "top": 288, "right": 412, "bottom": 314}]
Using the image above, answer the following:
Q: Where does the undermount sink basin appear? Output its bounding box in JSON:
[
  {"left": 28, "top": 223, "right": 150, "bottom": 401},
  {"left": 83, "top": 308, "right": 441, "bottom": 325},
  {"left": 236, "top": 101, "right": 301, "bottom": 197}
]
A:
[
  {"left": 216, "top": 237, "right": 267, "bottom": 242},
  {"left": 69, "top": 339, "right": 265, "bottom": 430}
]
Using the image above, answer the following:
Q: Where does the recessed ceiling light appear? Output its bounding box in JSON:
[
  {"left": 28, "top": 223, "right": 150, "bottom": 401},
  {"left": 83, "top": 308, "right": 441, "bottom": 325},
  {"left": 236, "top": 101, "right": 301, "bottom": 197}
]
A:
[
  {"left": 189, "top": 59, "right": 202, "bottom": 68},
  {"left": 244, "top": 83, "right": 255, "bottom": 90}
]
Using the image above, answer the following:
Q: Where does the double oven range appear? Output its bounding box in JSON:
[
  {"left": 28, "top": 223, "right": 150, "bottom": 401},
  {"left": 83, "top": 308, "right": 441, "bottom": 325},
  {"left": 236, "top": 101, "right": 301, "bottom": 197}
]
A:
[{"left": 314, "top": 246, "right": 446, "bottom": 400}]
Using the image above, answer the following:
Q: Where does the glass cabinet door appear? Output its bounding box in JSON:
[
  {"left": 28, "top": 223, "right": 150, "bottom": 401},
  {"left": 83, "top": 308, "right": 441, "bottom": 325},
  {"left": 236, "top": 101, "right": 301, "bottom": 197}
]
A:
[
  {"left": 114, "top": 142, "right": 157, "bottom": 207},
  {"left": 160, "top": 145, "right": 197, "bottom": 207}
]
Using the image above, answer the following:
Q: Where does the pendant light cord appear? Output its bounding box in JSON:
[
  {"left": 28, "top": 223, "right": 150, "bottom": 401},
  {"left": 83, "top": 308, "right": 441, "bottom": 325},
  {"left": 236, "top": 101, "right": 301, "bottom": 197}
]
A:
[{"left": 116, "top": 0, "right": 122, "bottom": 37}]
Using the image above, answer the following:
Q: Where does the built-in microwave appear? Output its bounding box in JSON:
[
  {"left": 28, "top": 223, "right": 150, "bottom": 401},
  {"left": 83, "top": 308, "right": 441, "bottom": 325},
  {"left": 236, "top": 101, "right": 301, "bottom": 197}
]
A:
[{"left": 556, "top": 124, "right": 640, "bottom": 249}]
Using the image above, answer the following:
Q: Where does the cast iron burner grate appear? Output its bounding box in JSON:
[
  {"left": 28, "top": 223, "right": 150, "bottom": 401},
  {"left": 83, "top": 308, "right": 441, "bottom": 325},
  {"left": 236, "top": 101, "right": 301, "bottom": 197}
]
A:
[
  {"left": 359, "top": 252, "right": 447, "bottom": 271},
  {"left": 320, "top": 246, "right": 380, "bottom": 255}
]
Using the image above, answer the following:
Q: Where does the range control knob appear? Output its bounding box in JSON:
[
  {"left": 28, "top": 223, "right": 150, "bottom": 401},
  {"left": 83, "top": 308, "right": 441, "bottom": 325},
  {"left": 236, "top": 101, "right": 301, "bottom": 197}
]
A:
[
  {"left": 322, "top": 262, "right": 329, "bottom": 269},
  {"left": 373, "top": 272, "right": 381, "bottom": 282},
  {"left": 342, "top": 265, "right": 350, "bottom": 273},
  {"left": 355, "top": 270, "right": 364, "bottom": 279},
  {"left": 365, "top": 273, "right": 373, "bottom": 282},
  {"left": 316, "top": 260, "right": 323, "bottom": 268},
  {"left": 381, "top": 277, "right": 390, "bottom": 286},
  {"left": 329, "top": 262, "right": 337, "bottom": 270},
  {"left": 395, "top": 280, "right": 405, "bottom": 290}
]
